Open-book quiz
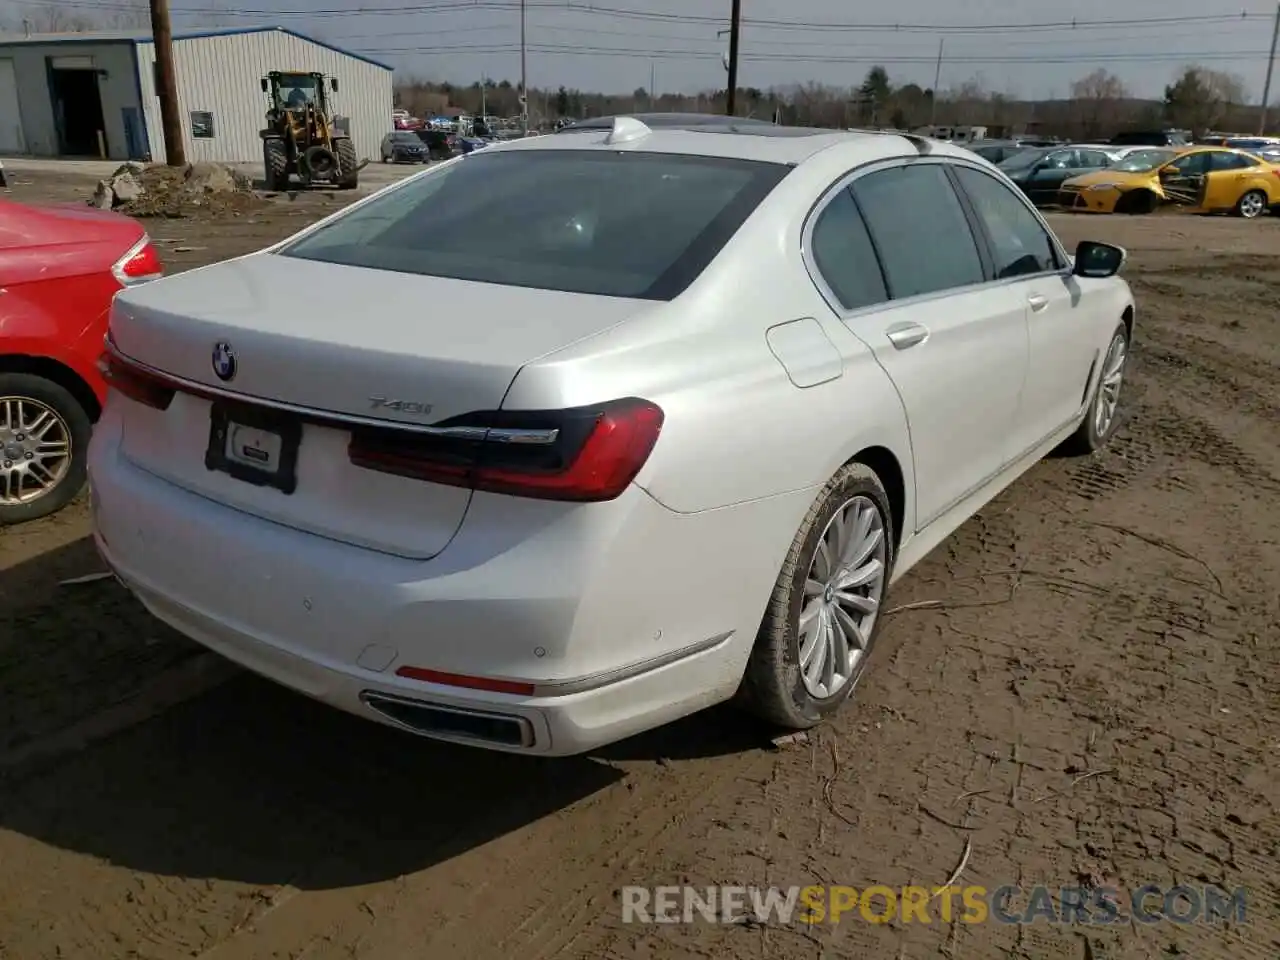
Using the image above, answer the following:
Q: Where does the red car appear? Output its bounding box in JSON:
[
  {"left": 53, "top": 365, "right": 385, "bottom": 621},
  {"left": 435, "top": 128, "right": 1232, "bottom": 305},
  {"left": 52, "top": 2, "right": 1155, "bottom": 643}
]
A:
[{"left": 0, "top": 198, "right": 162, "bottom": 524}]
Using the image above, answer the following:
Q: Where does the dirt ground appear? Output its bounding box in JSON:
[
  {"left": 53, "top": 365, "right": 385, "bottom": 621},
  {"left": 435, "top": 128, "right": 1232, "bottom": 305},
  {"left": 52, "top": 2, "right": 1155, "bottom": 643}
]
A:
[{"left": 1, "top": 170, "right": 1278, "bottom": 960}]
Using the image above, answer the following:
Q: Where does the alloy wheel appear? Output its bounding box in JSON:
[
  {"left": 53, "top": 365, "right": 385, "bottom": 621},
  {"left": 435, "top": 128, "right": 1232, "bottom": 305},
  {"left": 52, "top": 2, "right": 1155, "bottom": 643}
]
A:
[
  {"left": 1093, "top": 333, "right": 1127, "bottom": 438},
  {"left": 0, "top": 396, "right": 72, "bottom": 506},
  {"left": 1239, "top": 191, "right": 1266, "bottom": 219},
  {"left": 799, "top": 495, "right": 888, "bottom": 699}
]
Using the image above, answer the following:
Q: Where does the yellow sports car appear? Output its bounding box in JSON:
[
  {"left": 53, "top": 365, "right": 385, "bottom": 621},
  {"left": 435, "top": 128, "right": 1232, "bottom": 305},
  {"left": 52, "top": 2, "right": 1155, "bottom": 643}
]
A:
[{"left": 1059, "top": 146, "right": 1280, "bottom": 218}]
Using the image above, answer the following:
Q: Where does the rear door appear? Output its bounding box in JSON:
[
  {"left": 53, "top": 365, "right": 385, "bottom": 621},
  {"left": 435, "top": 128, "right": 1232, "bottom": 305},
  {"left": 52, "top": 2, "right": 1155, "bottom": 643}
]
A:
[
  {"left": 1200, "top": 150, "right": 1273, "bottom": 211},
  {"left": 825, "top": 161, "right": 1030, "bottom": 530}
]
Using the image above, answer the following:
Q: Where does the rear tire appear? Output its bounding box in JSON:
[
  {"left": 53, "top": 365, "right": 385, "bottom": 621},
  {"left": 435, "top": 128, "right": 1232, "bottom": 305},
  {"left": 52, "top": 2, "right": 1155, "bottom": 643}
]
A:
[
  {"left": 334, "top": 137, "right": 359, "bottom": 189},
  {"left": 263, "top": 138, "right": 288, "bottom": 191},
  {"left": 1234, "top": 189, "right": 1267, "bottom": 219},
  {"left": 0, "top": 373, "right": 92, "bottom": 526},
  {"left": 1062, "top": 322, "right": 1129, "bottom": 455},
  {"left": 737, "top": 463, "right": 895, "bottom": 730}
]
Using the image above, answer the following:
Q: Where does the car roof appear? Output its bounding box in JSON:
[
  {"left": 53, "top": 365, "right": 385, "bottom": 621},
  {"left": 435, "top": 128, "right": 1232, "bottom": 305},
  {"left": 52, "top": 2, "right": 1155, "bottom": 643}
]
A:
[{"left": 489, "top": 116, "right": 977, "bottom": 166}]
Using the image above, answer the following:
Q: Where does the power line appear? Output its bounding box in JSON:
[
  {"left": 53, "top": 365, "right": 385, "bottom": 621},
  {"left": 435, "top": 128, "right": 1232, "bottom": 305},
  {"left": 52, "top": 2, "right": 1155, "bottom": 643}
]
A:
[
  {"left": 7, "top": 0, "right": 1273, "bottom": 35},
  {"left": 357, "top": 41, "right": 1277, "bottom": 64},
  {"left": 338, "top": 21, "right": 1267, "bottom": 51}
]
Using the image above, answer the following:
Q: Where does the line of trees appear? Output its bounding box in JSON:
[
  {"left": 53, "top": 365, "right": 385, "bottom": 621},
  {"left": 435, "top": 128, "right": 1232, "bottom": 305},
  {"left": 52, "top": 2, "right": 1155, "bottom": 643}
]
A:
[{"left": 398, "top": 64, "right": 1273, "bottom": 138}]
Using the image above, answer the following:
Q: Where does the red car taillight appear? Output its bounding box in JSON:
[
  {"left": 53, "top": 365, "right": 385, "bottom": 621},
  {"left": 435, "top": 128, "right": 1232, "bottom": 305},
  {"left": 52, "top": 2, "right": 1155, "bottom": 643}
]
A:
[
  {"left": 98, "top": 333, "right": 175, "bottom": 410},
  {"left": 112, "top": 236, "right": 164, "bottom": 286},
  {"left": 347, "top": 398, "right": 664, "bottom": 502}
]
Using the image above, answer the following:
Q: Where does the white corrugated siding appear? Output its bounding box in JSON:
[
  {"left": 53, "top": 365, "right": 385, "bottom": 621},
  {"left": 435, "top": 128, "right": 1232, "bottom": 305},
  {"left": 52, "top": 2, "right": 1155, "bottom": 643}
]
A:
[{"left": 135, "top": 28, "right": 391, "bottom": 164}]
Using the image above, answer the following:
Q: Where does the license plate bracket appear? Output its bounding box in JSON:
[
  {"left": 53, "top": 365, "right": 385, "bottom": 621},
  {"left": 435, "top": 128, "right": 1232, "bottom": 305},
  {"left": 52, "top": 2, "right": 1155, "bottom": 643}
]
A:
[{"left": 205, "top": 401, "right": 302, "bottom": 494}]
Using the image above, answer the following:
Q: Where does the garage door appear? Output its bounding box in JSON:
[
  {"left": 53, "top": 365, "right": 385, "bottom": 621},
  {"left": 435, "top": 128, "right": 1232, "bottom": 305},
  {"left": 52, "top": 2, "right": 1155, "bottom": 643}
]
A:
[{"left": 0, "top": 58, "right": 25, "bottom": 154}]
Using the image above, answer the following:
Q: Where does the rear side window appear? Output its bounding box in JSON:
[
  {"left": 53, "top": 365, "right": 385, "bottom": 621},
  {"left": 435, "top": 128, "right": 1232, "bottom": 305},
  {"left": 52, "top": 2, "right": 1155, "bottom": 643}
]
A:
[
  {"left": 281, "top": 150, "right": 790, "bottom": 300},
  {"left": 850, "top": 164, "right": 985, "bottom": 299},
  {"left": 1210, "top": 151, "right": 1257, "bottom": 170},
  {"left": 809, "top": 188, "right": 887, "bottom": 311}
]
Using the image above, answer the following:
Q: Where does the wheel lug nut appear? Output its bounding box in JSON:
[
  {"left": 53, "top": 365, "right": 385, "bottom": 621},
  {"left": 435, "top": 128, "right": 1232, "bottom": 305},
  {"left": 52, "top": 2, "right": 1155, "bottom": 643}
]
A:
[
  {"left": 14, "top": 434, "right": 24, "bottom": 441},
  {"left": 2, "top": 460, "right": 10, "bottom": 468},
  {"left": 25, "top": 452, "right": 34, "bottom": 460}
]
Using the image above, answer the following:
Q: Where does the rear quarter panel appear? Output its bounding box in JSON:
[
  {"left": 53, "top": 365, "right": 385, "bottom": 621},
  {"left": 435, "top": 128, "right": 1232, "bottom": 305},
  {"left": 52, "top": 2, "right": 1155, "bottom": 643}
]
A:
[
  {"left": 502, "top": 141, "right": 916, "bottom": 526},
  {"left": 0, "top": 271, "right": 119, "bottom": 404}
]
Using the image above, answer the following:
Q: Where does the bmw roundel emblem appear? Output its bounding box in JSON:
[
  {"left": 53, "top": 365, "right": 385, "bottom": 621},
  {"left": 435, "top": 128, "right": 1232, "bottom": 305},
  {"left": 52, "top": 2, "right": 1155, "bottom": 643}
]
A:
[{"left": 212, "top": 341, "right": 237, "bottom": 381}]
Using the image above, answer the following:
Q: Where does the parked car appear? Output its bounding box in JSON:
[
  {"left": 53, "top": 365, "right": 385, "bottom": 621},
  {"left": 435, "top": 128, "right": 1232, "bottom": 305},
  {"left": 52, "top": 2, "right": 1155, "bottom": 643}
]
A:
[
  {"left": 89, "top": 119, "right": 1134, "bottom": 755},
  {"left": 1219, "top": 138, "right": 1280, "bottom": 163},
  {"left": 1108, "top": 129, "right": 1190, "bottom": 147},
  {"left": 1059, "top": 146, "right": 1280, "bottom": 217},
  {"left": 996, "top": 145, "right": 1122, "bottom": 206},
  {"left": 968, "top": 140, "right": 1033, "bottom": 164},
  {"left": 455, "top": 136, "right": 492, "bottom": 154},
  {"left": 413, "top": 128, "right": 459, "bottom": 160},
  {"left": 380, "top": 131, "right": 428, "bottom": 163},
  {"left": 0, "top": 199, "right": 162, "bottom": 524}
]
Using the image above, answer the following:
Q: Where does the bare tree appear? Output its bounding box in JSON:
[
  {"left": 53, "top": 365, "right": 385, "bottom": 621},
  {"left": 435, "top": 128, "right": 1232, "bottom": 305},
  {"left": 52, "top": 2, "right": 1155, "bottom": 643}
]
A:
[
  {"left": 4, "top": 1, "right": 148, "bottom": 32},
  {"left": 1070, "top": 69, "right": 1132, "bottom": 139}
]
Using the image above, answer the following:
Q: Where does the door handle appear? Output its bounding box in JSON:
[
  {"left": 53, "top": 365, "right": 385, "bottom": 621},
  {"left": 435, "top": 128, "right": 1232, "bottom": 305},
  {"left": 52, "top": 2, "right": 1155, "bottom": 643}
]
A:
[
  {"left": 1027, "top": 293, "right": 1049, "bottom": 312},
  {"left": 885, "top": 321, "right": 929, "bottom": 350}
]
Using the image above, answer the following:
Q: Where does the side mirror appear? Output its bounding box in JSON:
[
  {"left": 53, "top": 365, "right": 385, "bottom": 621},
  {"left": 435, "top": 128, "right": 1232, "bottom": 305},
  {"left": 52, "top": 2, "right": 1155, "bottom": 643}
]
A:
[
  {"left": 1073, "top": 241, "right": 1125, "bottom": 279},
  {"left": 330, "top": 78, "right": 339, "bottom": 92},
  {"left": 260, "top": 78, "right": 269, "bottom": 92}
]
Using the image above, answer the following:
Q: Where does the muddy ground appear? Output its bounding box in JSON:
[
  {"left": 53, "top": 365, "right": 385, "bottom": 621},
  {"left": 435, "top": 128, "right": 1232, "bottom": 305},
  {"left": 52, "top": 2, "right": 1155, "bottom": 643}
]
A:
[{"left": 1, "top": 170, "right": 1278, "bottom": 960}]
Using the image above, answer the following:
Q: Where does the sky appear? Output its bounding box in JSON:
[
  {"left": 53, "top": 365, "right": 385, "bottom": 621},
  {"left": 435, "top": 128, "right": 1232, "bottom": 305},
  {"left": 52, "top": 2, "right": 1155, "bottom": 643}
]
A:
[{"left": 9, "top": 0, "right": 1280, "bottom": 100}]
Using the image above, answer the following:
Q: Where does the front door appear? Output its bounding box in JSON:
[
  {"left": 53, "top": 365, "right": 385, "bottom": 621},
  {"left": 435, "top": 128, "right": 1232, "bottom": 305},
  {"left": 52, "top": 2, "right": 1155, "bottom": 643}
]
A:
[
  {"left": 1158, "top": 151, "right": 1211, "bottom": 209},
  {"left": 951, "top": 164, "right": 1097, "bottom": 455}
]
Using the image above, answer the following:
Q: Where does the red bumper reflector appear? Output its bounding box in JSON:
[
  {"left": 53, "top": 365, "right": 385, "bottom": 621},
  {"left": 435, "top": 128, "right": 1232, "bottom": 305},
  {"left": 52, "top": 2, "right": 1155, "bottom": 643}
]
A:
[{"left": 394, "top": 665, "right": 536, "bottom": 696}]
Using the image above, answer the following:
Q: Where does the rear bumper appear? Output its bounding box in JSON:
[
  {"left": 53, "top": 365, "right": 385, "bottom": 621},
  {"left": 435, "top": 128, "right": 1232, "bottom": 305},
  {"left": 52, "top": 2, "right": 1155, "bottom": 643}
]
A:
[{"left": 88, "top": 410, "right": 809, "bottom": 754}]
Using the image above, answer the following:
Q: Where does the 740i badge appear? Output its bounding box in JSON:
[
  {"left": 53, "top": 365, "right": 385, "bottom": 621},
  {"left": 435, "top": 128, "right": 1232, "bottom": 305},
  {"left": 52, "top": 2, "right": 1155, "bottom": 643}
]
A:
[{"left": 369, "top": 397, "right": 433, "bottom": 416}]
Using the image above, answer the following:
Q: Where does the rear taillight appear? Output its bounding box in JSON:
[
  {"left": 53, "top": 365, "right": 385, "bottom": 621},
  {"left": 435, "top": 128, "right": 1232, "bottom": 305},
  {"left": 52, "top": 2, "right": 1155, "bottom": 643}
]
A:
[
  {"left": 98, "top": 334, "right": 175, "bottom": 410},
  {"left": 112, "top": 236, "right": 164, "bottom": 286},
  {"left": 347, "top": 398, "right": 664, "bottom": 502}
]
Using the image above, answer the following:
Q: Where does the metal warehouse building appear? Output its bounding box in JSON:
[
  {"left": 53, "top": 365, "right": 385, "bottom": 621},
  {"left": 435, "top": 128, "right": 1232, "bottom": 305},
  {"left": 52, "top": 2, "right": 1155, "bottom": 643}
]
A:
[{"left": 0, "top": 25, "right": 392, "bottom": 164}]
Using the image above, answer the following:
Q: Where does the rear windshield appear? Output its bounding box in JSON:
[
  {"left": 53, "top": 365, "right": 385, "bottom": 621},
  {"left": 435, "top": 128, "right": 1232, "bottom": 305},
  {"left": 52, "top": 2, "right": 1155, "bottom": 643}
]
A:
[{"left": 280, "top": 149, "right": 790, "bottom": 300}]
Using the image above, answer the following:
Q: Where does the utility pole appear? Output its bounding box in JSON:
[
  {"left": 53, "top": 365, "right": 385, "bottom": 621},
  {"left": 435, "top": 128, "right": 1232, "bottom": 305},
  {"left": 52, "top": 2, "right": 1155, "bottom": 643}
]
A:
[
  {"left": 519, "top": 0, "right": 528, "bottom": 134},
  {"left": 1259, "top": 2, "right": 1280, "bottom": 134},
  {"left": 650, "top": 61, "right": 656, "bottom": 103},
  {"left": 148, "top": 0, "right": 185, "bottom": 165},
  {"left": 929, "top": 37, "right": 944, "bottom": 127},
  {"left": 725, "top": 0, "right": 741, "bottom": 116}
]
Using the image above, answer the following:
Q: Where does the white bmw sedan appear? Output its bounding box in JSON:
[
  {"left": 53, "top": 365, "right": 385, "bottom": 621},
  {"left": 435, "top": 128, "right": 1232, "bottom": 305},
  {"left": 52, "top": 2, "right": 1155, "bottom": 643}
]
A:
[{"left": 89, "top": 116, "right": 1134, "bottom": 755}]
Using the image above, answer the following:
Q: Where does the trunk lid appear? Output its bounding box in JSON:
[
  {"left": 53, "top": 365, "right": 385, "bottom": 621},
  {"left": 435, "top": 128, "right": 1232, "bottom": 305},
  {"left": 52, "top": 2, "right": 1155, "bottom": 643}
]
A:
[{"left": 108, "top": 252, "right": 645, "bottom": 558}]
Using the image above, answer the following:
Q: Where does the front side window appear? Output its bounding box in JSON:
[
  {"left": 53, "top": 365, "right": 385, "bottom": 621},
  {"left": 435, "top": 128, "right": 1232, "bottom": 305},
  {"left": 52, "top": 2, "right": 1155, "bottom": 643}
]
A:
[
  {"left": 1165, "top": 152, "right": 1210, "bottom": 176},
  {"left": 1043, "top": 150, "right": 1078, "bottom": 169},
  {"left": 850, "top": 164, "right": 985, "bottom": 299},
  {"left": 953, "top": 167, "right": 1060, "bottom": 279},
  {"left": 282, "top": 150, "right": 790, "bottom": 300},
  {"left": 808, "top": 188, "right": 887, "bottom": 311},
  {"left": 1079, "top": 151, "right": 1113, "bottom": 168}
]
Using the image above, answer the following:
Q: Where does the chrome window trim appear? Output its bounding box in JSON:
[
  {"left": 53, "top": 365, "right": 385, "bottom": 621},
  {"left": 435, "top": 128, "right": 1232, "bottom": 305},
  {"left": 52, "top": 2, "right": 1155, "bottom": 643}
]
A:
[
  {"left": 800, "top": 154, "right": 1072, "bottom": 324},
  {"left": 104, "top": 341, "right": 560, "bottom": 443}
]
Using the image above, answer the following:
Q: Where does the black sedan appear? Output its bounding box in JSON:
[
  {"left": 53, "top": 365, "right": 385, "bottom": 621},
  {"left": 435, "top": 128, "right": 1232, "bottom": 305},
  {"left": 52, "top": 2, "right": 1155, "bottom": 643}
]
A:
[{"left": 380, "top": 131, "right": 428, "bottom": 163}]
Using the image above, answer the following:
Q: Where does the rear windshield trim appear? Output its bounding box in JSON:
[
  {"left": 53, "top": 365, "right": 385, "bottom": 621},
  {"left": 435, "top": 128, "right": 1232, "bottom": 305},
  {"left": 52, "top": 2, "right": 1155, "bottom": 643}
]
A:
[{"left": 278, "top": 149, "right": 793, "bottom": 302}]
